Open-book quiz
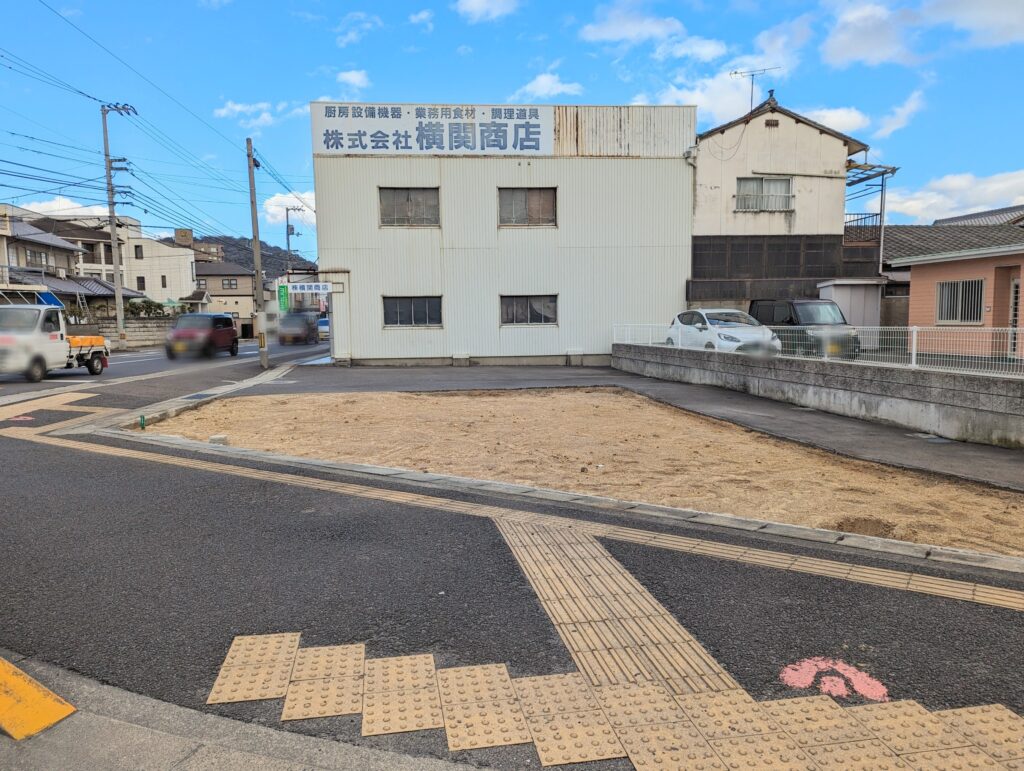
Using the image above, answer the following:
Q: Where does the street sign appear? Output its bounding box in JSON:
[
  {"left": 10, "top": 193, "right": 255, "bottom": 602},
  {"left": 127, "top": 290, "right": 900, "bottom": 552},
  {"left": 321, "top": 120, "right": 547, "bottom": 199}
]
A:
[
  {"left": 287, "top": 282, "right": 332, "bottom": 294},
  {"left": 278, "top": 285, "right": 289, "bottom": 312}
]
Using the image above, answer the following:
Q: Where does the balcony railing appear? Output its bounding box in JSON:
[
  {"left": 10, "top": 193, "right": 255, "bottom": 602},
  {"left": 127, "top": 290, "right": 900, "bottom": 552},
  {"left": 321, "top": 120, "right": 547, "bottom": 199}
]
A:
[
  {"left": 844, "top": 213, "right": 881, "bottom": 244},
  {"left": 735, "top": 194, "right": 794, "bottom": 212}
]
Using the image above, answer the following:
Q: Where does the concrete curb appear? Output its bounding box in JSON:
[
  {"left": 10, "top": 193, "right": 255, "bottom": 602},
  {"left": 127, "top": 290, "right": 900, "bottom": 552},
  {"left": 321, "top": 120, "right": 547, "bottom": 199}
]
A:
[{"left": 88, "top": 426, "right": 1024, "bottom": 576}]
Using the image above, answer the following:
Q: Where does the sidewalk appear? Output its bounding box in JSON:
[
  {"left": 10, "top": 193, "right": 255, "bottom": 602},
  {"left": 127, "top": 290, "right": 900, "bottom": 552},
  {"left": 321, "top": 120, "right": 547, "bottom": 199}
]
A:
[{"left": 0, "top": 650, "right": 466, "bottom": 771}]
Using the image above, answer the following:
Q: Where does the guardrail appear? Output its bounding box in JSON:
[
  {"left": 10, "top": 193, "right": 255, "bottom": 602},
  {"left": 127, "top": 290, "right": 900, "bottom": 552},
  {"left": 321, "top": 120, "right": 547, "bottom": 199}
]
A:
[{"left": 612, "top": 323, "right": 1024, "bottom": 379}]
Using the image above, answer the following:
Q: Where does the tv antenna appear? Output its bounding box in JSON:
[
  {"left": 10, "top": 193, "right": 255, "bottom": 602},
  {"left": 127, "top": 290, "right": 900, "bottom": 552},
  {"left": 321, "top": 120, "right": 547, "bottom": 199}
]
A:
[{"left": 729, "top": 66, "right": 781, "bottom": 111}]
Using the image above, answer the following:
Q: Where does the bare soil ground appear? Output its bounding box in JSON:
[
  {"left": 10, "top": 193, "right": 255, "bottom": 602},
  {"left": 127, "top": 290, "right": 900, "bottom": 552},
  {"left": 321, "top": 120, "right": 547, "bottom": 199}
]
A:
[{"left": 154, "top": 387, "right": 1024, "bottom": 556}]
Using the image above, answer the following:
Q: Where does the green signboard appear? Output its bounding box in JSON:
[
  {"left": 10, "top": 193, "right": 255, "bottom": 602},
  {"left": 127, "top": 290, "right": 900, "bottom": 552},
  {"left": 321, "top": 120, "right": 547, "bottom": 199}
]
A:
[{"left": 278, "top": 284, "right": 289, "bottom": 312}]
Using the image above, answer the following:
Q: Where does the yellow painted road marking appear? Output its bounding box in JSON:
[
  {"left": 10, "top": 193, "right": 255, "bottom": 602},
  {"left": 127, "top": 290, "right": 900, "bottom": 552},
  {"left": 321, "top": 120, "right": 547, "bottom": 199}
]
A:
[
  {"left": 0, "top": 657, "right": 75, "bottom": 740},
  {"left": 0, "top": 392, "right": 96, "bottom": 423}
]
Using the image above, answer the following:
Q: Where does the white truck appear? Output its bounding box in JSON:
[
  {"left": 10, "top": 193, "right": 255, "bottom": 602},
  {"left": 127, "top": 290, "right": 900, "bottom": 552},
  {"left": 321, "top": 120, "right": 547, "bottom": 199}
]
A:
[{"left": 0, "top": 304, "right": 110, "bottom": 382}]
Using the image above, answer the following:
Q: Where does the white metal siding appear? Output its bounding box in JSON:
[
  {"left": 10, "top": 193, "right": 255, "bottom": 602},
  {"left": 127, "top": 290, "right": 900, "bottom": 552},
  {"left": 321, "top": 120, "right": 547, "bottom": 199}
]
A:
[{"left": 553, "top": 106, "right": 695, "bottom": 157}]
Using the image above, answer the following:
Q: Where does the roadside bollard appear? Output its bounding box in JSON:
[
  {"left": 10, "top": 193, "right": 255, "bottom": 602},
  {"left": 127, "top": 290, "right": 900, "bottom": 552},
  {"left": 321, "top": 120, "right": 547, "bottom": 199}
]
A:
[{"left": 139, "top": 415, "right": 146, "bottom": 431}]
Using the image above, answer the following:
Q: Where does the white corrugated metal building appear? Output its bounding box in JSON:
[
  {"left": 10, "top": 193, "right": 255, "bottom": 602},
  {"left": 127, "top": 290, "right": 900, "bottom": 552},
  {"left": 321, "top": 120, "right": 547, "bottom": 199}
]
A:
[{"left": 311, "top": 103, "right": 695, "bottom": 364}]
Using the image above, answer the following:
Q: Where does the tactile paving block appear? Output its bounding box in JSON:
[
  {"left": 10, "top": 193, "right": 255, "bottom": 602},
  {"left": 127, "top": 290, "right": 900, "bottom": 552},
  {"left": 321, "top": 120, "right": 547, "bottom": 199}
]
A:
[
  {"left": 710, "top": 732, "right": 817, "bottom": 770},
  {"left": 436, "top": 664, "right": 516, "bottom": 706},
  {"left": 221, "top": 633, "right": 301, "bottom": 668},
  {"left": 361, "top": 684, "right": 444, "bottom": 736},
  {"left": 804, "top": 739, "right": 910, "bottom": 770},
  {"left": 901, "top": 746, "right": 1004, "bottom": 769},
  {"left": 761, "top": 695, "right": 873, "bottom": 747},
  {"left": 677, "top": 690, "right": 780, "bottom": 740},
  {"left": 281, "top": 676, "right": 363, "bottom": 720},
  {"left": 526, "top": 709, "right": 627, "bottom": 766},
  {"left": 206, "top": 661, "right": 293, "bottom": 704},
  {"left": 290, "top": 644, "right": 365, "bottom": 682},
  {"left": 442, "top": 698, "right": 532, "bottom": 751},
  {"left": 616, "top": 721, "right": 726, "bottom": 770},
  {"left": 848, "top": 700, "right": 973, "bottom": 755},
  {"left": 513, "top": 673, "right": 600, "bottom": 717},
  {"left": 363, "top": 654, "right": 436, "bottom": 693},
  {"left": 937, "top": 704, "right": 1024, "bottom": 762},
  {"left": 593, "top": 683, "right": 688, "bottom": 729}
]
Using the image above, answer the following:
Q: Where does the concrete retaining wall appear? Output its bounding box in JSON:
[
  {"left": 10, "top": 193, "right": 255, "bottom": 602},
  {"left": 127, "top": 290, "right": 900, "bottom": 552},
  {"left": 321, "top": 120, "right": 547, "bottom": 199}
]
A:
[
  {"left": 612, "top": 343, "right": 1024, "bottom": 448},
  {"left": 96, "top": 317, "right": 174, "bottom": 349}
]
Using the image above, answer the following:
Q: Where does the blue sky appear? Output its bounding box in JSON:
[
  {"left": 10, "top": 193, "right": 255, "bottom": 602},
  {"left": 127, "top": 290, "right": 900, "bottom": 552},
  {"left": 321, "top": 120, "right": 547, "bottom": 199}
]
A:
[{"left": 2, "top": 0, "right": 1022, "bottom": 260}]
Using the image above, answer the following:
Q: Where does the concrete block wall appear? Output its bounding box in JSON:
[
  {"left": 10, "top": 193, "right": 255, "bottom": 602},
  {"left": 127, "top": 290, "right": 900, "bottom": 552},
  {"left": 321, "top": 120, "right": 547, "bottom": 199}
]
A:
[
  {"left": 96, "top": 317, "right": 175, "bottom": 349},
  {"left": 612, "top": 343, "right": 1024, "bottom": 449}
]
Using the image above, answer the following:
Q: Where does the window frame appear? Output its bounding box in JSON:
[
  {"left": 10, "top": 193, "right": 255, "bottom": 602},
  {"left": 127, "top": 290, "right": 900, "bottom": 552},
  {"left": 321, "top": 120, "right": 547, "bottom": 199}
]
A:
[
  {"left": 136, "top": 276, "right": 146, "bottom": 291},
  {"left": 222, "top": 278, "right": 238, "bottom": 290},
  {"left": 381, "top": 295, "right": 443, "bottom": 328},
  {"left": 735, "top": 176, "right": 794, "bottom": 212},
  {"left": 497, "top": 187, "right": 558, "bottom": 227},
  {"left": 161, "top": 275, "right": 168, "bottom": 289},
  {"left": 134, "top": 244, "right": 144, "bottom": 260},
  {"left": 935, "top": 278, "right": 985, "bottom": 325},
  {"left": 197, "top": 279, "right": 207, "bottom": 289},
  {"left": 378, "top": 187, "right": 441, "bottom": 228},
  {"left": 499, "top": 294, "right": 559, "bottom": 326}
]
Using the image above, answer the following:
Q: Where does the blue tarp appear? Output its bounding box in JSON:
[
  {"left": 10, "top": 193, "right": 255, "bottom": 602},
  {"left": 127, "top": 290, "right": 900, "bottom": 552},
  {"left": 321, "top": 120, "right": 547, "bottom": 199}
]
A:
[{"left": 37, "top": 291, "right": 65, "bottom": 309}]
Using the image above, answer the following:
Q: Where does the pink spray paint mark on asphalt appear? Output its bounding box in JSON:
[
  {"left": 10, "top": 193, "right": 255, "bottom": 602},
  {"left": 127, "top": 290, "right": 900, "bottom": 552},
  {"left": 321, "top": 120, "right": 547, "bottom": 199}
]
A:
[
  {"left": 780, "top": 657, "right": 889, "bottom": 702},
  {"left": 7, "top": 415, "right": 34, "bottom": 422}
]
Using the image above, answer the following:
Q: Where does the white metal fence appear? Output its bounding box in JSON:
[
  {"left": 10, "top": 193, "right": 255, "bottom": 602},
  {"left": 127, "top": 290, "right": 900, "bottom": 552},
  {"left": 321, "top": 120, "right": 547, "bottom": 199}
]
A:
[{"left": 612, "top": 323, "right": 1024, "bottom": 379}]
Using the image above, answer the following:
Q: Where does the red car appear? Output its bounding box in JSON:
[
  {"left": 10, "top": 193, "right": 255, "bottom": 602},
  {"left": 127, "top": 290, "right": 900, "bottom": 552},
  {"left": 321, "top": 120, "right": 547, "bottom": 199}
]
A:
[{"left": 166, "top": 313, "right": 239, "bottom": 358}]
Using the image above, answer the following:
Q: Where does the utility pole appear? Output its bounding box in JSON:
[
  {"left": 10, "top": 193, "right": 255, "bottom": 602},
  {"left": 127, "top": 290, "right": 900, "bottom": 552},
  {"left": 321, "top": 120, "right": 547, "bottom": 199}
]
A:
[
  {"left": 246, "top": 137, "right": 269, "bottom": 369},
  {"left": 285, "top": 205, "right": 303, "bottom": 273},
  {"left": 101, "top": 103, "right": 135, "bottom": 348}
]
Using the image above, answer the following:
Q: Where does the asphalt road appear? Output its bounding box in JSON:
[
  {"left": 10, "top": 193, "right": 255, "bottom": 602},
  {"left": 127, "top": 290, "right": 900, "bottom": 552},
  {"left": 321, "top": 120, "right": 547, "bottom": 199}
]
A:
[{"left": 0, "top": 362, "right": 1021, "bottom": 769}]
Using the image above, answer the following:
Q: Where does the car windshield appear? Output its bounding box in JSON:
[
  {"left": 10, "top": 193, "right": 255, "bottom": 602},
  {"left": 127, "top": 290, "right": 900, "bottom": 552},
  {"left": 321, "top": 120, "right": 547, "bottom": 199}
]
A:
[
  {"left": 0, "top": 308, "right": 41, "bottom": 331},
  {"left": 282, "top": 315, "right": 309, "bottom": 329},
  {"left": 795, "top": 303, "right": 846, "bottom": 325},
  {"left": 706, "top": 312, "right": 759, "bottom": 327},
  {"left": 175, "top": 315, "right": 212, "bottom": 329}
]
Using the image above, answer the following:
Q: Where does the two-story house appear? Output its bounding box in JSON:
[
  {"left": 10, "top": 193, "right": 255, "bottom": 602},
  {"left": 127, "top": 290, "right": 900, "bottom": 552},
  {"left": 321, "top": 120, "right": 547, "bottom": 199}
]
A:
[{"left": 195, "top": 260, "right": 256, "bottom": 337}]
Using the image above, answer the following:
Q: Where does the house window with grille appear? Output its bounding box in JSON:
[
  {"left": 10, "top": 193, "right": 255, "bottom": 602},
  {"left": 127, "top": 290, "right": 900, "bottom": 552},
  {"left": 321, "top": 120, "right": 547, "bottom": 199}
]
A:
[
  {"left": 736, "top": 177, "right": 793, "bottom": 211},
  {"left": 498, "top": 188, "right": 556, "bottom": 226},
  {"left": 936, "top": 279, "right": 984, "bottom": 323}
]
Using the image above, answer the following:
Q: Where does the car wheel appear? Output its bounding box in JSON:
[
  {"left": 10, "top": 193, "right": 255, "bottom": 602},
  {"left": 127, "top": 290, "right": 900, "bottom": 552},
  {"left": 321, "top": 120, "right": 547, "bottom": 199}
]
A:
[
  {"left": 704, "top": 342, "right": 716, "bottom": 350},
  {"left": 166, "top": 347, "right": 177, "bottom": 360},
  {"left": 24, "top": 358, "right": 46, "bottom": 383},
  {"left": 203, "top": 342, "right": 215, "bottom": 358},
  {"left": 229, "top": 340, "right": 239, "bottom": 357},
  {"left": 86, "top": 353, "right": 104, "bottom": 376}
]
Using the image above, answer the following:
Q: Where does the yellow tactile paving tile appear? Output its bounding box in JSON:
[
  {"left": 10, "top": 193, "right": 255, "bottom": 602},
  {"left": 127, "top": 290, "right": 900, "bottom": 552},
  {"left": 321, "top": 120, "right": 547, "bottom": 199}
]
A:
[
  {"left": 616, "top": 720, "right": 727, "bottom": 770},
  {"left": 221, "top": 632, "right": 301, "bottom": 668},
  {"left": 281, "top": 676, "right": 363, "bottom": 720},
  {"left": 526, "top": 708, "right": 627, "bottom": 766},
  {"left": 363, "top": 654, "right": 436, "bottom": 693},
  {"left": 804, "top": 739, "right": 911, "bottom": 769},
  {"left": 936, "top": 704, "right": 1024, "bottom": 762},
  {"left": 593, "top": 683, "right": 688, "bottom": 729},
  {"left": 441, "top": 698, "right": 532, "bottom": 751},
  {"left": 760, "top": 695, "right": 873, "bottom": 747},
  {"left": 206, "top": 661, "right": 293, "bottom": 704},
  {"left": 513, "top": 673, "right": 600, "bottom": 717},
  {"left": 709, "top": 731, "right": 817, "bottom": 769},
  {"left": 0, "top": 656, "right": 76, "bottom": 741},
  {"left": 901, "top": 745, "right": 1005, "bottom": 769},
  {"left": 677, "top": 690, "right": 781, "bottom": 740},
  {"left": 848, "top": 700, "right": 974, "bottom": 756},
  {"left": 436, "top": 664, "right": 516, "bottom": 706},
  {"left": 361, "top": 684, "right": 444, "bottom": 736},
  {"left": 290, "top": 644, "right": 365, "bottom": 681}
]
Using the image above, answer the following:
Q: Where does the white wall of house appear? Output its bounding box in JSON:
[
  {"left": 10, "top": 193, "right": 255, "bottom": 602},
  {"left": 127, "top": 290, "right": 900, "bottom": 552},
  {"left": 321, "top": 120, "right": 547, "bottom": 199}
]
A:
[
  {"left": 313, "top": 105, "right": 695, "bottom": 362},
  {"left": 694, "top": 111, "right": 851, "bottom": 237},
  {"left": 123, "top": 237, "right": 196, "bottom": 304}
]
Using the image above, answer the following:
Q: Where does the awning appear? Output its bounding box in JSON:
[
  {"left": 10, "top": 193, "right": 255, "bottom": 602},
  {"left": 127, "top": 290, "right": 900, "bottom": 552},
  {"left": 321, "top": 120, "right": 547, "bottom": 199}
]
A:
[{"left": 37, "top": 291, "right": 65, "bottom": 308}]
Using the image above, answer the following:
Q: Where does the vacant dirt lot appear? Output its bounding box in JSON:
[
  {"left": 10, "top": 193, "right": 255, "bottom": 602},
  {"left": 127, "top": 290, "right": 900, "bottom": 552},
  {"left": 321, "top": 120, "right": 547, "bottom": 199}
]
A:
[{"left": 155, "top": 387, "right": 1024, "bottom": 556}]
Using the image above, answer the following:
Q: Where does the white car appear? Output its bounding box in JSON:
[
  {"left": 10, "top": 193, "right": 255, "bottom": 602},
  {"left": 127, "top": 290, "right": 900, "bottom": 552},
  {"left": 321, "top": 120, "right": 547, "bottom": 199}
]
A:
[{"left": 666, "top": 308, "right": 781, "bottom": 354}]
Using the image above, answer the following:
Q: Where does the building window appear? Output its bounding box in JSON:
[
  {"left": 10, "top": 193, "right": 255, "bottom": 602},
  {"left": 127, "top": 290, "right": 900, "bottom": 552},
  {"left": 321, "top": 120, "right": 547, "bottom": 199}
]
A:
[
  {"left": 936, "top": 279, "right": 984, "bottom": 324},
  {"left": 222, "top": 278, "right": 238, "bottom": 289},
  {"left": 379, "top": 188, "right": 440, "bottom": 226},
  {"left": 736, "top": 177, "right": 793, "bottom": 211},
  {"left": 383, "top": 296, "right": 442, "bottom": 326},
  {"left": 500, "top": 295, "right": 558, "bottom": 325},
  {"left": 161, "top": 275, "right": 167, "bottom": 289},
  {"left": 26, "top": 249, "right": 50, "bottom": 268},
  {"left": 197, "top": 279, "right": 207, "bottom": 289},
  {"left": 134, "top": 244, "right": 143, "bottom": 260},
  {"left": 498, "top": 188, "right": 556, "bottom": 226},
  {"left": 136, "top": 276, "right": 146, "bottom": 291}
]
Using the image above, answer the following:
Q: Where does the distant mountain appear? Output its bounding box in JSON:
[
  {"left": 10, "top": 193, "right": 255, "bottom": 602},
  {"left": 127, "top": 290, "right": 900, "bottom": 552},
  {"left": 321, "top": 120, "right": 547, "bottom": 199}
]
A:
[{"left": 161, "top": 235, "right": 316, "bottom": 279}]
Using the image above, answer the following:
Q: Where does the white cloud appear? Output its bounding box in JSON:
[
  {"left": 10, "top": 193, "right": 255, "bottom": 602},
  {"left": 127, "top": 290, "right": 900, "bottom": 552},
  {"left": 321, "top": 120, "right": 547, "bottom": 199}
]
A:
[
  {"left": 335, "top": 11, "right": 382, "bottom": 47},
  {"left": 653, "top": 35, "right": 728, "bottom": 62},
  {"left": 509, "top": 72, "right": 583, "bottom": 102},
  {"left": 454, "top": 0, "right": 519, "bottom": 23},
  {"left": 337, "top": 69, "right": 371, "bottom": 89},
  {"left": 657, "top": 72, "right": 751, "bottom": 124},
  {"left": 263, "top": 192, "right": 316, "bottom": 226},
  {"left": 456, "top": 44, "right": 473, "bottom": 55},
  {"left": 924, "top": 0, "right": 1024, "bottom": 46},
  {"left": 17, "top": 196, "right": 108, "bottom": 217},
  {"left": 409, "top": 9, "right": 434, "bottom": 31},
  {"left": 821, "top": 3, "right": 917, "bottom": 68},
  {"left": 240, "top": 111, "right": 275, "bottom": 130},
  {"left": 874, "top": 89, "right": 925, "bottom": 138},
  {"left": 630, "top": 92, "right": 651, "bottom": 105},
  {"left": 887, "top": 169, "right": 1024, "bottom": 223},
  {"left": 802, "top": 106, "right": 871, "bottom": 134},
  {"left": 580, "top": 1, "right": 683, "bottom": 44},
  {"left": 198, "top": 0, "right": 231, "bottom": 8},
  {"left": 213, "top": 100, "right": 271, "bottom": 118}
]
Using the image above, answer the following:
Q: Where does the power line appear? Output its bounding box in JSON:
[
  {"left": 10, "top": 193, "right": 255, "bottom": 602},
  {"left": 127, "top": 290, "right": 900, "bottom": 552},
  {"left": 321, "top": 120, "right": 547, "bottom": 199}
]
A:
[{"left": 0, "top": 47, "right": 105, "bottom": 103}]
